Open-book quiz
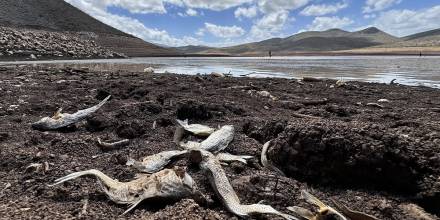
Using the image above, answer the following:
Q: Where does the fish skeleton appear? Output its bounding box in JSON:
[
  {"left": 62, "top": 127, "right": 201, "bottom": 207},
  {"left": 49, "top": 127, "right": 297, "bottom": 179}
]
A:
[
  {"left": 195, "top": 149, "right": 297, "bottom": 220},
  {"left": 32, "top": 95, "right": 111, "bottom": 130},
  {"left": 331, "top": 199, "right": 378, "bottom": 220},
  {"left": 127, "top": 150, "right": 188, "bottom": 173},
  {"left": 216, "top": 153, "right": 253, "bottom": 164},
  {"left": 287, "top": 190, "right": 347, "bottom": 220},
  {"left": 176, "top": 119, "right": 215, "bottom": 136},
  {"left": 49, "top": 167, "right": 195, "bottom": 215}
]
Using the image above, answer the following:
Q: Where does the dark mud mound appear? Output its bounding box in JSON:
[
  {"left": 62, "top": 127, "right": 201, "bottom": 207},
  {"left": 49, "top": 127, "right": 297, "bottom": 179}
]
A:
[{"left": 268, "top": 120, "right": 440, "bottom": 213}]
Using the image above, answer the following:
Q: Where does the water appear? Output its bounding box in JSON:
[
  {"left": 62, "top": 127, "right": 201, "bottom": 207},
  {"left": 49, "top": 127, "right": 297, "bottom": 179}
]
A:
[{"left": 1, "top": 56, "right": 439, "bottom": 88}]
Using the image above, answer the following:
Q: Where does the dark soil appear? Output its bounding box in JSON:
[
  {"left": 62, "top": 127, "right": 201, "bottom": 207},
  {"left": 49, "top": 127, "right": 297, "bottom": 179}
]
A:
[{"left": 0, "top": 64, "right": 439, "bottom": 219}]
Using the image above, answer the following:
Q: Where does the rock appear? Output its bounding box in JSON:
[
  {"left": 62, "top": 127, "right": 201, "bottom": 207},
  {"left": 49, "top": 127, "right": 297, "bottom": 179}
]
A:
[
  {"left": 210, "top": 72, "right": 225, "bottom": 77},
  {"left": 30, "top": 54, "right": 36, "bottom": 59},
  {"left": 143, "top": 67, "right": 155, "bottom": 74},
  {"left": 0, "top": 132, "right": 10, "bottom": 142},
  {"left": 378, "top": 99, "right": 391, "bottom": 103}
]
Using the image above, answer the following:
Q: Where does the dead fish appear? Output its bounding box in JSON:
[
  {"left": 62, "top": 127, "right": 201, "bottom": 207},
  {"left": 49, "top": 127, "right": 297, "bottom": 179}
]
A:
[
  {"left": 288, "top": 190, "right": 347, "bottom": 220},
  {"left": 331, "top": 199, "right": 378, "bottom": 220},
  {"left": 97, "top": 138, "right": 130, "bottom": 151},
  {"left": 261, "top": 141, "right": 285, "bottom": 176},
  {"left": 176, "top": 119, "right": 215, "bottom": 136},
  {"left": 399, "top": 203, "right": 437, "bottom": 220},
  {"left": 32, "top": 95, "right": 111, "bottom": 131},
  {"left": 199, "top": 125, "right": 234, "bottom": 153},
  {"left": 195, "top": 149, "right": 297, "bottom": 220},
  {"left": 216, "top": 153, "right": 253, "bottom": 164},
  {"left": 50, "top": 167, "right": 195, "bottom": 215},
  {"left": 179, "top": 140, "right": 201, "bottom": 150},
  {"left": 127, "top": 150, "right": 188, "bottom": 173}
]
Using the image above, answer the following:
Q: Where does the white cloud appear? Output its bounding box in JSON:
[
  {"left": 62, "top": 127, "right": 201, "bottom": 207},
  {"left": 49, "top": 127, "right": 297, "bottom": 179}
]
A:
[
  {"left": 186, "top": 8, "right": 198, "bottom": 16},
  {"left": 248, "top": 10, "right": 291, "bottom": 41},
  {"left": 195, "top": 28, "right": 205, "bottom": 36},
  {"left": 244, "top": 0, "right": 307, "bottom": 41},
  {"left": 182, "top": 0, "right": 253, "bottom": 11},
  {"left": 363, "top": 0, "right": 401, "bottom": 13},
  {"left": 178, "top": 8, "right": 198, "bottom": 16},
  {"left": 258, "top": 0, "right": 309, "bottom": 14},
  {"left": 372, "top": 6, "right": 440, "bottom": 37},
  {"left": 203, "top": 23, "right": 246, "bottom": 38},
  {"left": 65, "top": 0, "right": 199, "bottom": 46},
  {"left": 235, "top": 6, "right": 258, "bottom": 19},
  {"left": 300, "top": 1, "right": 348, "bottom": 16},
  {"left": 306, "top": 16, "right": 354, "bottom": 31}
]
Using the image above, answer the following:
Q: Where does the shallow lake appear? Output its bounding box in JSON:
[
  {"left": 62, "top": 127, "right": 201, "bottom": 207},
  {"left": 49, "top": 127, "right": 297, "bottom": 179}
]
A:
[{"left": 1, "top": 56, "right": 439, "bottom": 88}]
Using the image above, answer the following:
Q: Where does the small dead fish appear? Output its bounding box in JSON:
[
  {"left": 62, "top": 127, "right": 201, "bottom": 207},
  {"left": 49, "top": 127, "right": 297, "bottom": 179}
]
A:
[
  {"left": 176, "top": 119, "right": 215, "bottom": 136},
  {"left": 199, "top": 125, "right": 234, "bottom": 153},
  {"left": 216, "top": 153, "right": 253, "bottom": 164},
  {"left": 49, "top": 167, "right": 195, "bottom": 215},
  {"left": 195, "top": 149, "right": 296, "bottom": 220},
  {"left": 127, "top": 150, "right": 188, "bottom": 173},
  {"left": 261, "top": 141, "right": 285, "bottom": 176},
  {"left": 32, "top": 95, "right": 111, "bottom": 131},
  {"left": 97, "top": 138, "right": 129, "bottom": 151},
  {"left": 288, "top": 191, "right": 347, "bottom": 220},
  {"left": 331, "top": 199, "right": 378, "bottom": 220}
]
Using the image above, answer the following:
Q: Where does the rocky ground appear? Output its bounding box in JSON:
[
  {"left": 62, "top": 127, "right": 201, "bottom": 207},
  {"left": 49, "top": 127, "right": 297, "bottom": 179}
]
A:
[
  {"left": 0, "top": 26, "right": 126, "bottom": 60},
  {"left": 0, "top": 64, "right": 439, "bottom": 219}
]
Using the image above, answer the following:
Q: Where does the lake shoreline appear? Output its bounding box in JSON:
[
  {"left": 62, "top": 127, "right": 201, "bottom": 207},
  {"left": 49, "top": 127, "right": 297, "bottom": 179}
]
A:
[{"left": 0, "top": 65, "right": 439, "bottom": 219}]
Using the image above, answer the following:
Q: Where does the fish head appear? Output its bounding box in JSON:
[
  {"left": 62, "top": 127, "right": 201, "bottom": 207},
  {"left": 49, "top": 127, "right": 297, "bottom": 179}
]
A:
[
  {"left": 31, "top": 117, "right": 57, "bottom": 130},
  {"left": 173, "top": 166, "right": 195, "bottom": 191}
]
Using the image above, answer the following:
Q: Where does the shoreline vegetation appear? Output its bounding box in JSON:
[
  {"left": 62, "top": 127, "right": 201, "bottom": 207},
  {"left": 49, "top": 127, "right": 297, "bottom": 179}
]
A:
[{"left": 0, "top": 65, "right": 439, "bottom": 219}]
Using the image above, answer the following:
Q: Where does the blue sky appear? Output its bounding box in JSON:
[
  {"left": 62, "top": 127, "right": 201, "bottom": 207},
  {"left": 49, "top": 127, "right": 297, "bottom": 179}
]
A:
[{"left": 65, "top": 0, "right": 440, "bottom": 47}]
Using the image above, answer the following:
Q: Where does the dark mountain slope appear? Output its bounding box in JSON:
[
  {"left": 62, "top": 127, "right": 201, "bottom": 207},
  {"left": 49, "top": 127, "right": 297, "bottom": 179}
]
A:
[
  {"left": 177, "top": 27, "right": 400, "bottom": 56},
  {"left": 404, "top": 28, "right": 440, "bottom": 40},
  {"left": 0, "top": 0, "right": 177, "bottom": 57}
]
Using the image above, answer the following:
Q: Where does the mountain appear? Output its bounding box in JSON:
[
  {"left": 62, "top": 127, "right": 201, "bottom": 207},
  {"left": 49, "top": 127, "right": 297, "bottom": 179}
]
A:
[
  {"left": 0, "top": 0, "right": 178, "bottom": 57},
  {"left": 176, "top": 27, "right": 401, "bottom": 56},
  {"left": 404, "top": 28, "right": 440, "bottom": 41}
]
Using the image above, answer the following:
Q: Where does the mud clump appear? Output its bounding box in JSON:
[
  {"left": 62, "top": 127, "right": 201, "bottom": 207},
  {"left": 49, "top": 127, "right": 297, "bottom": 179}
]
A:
[
  {"left": 116, "top": 121, "right": 145, "bottom": 139},
  {"left": 176, "top": 100, "right": 213, "bottom": 121},
  {"left": 269, "top": 121, "right": 438, "bottom": 195},
  {"left": 242, "top": 120, "right": 287, "bottom": 143},
  {"left": 0, "top": 132, "right": 9, "bottom": 142},
  {"left": 86, "top": 115, "right": 111, "bottom": 132}
]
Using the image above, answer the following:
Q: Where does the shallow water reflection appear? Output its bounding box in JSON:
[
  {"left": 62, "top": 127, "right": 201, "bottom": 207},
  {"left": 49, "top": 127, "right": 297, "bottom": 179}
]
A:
[{"left": 1, "top": 56, "right": 439, "bottom": 88}]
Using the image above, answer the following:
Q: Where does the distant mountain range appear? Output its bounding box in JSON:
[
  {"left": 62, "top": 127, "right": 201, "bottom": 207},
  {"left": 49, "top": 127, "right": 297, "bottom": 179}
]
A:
[
  {"left": 175, "top": 27, "right": 440, "bottom": 56},
  {"left": 0, "top": 0, "right": 177, "bottom": 57}
]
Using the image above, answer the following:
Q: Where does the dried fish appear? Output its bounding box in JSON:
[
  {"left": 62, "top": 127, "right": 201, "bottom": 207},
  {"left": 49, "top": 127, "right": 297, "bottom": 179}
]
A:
[
  {"left": 261, "top": 141, "right": 285, "bottom": 176},
  {"left": 288, "top": 191, "right": 347, "bottom": 220},
  {"left": 32, "top": 96, "right": 111, "bottom": 130},
  {"left": 176, "top": 119, "right": 215, "bottom": 136},
  {"left": 331, "top": 199, "right": 378, "bottom": 220},
  {"left": 215, "top": 153, "right": 253, "bottom": 164},
  {"left": 97, "top": 138, "right": 129, "bottom": 151},
  {"left": 127, "top": 150, "right": 188, "bottom": 173},
  {"left": 49, "top": 167, "right": 195, "bottom": 215},
  {"left": 195, "top": 149, "right": 297, "bottom": 219},
  {"left": 199, "top": 125, "right": 234, "bottom": 153}
]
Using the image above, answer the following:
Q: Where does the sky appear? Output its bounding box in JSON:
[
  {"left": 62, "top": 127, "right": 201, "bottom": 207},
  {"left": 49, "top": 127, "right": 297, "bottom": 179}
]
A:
[{"left": 64, "top": 0, "right": 440, "bottom": 47}]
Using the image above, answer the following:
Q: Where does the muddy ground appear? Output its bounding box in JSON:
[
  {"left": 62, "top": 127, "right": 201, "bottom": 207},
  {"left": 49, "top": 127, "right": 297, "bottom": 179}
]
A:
[{"left": 0, "top": 64, "right": 439, "bottom": 219}]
